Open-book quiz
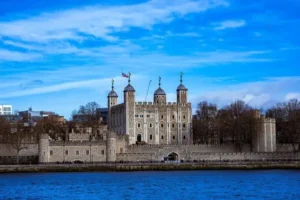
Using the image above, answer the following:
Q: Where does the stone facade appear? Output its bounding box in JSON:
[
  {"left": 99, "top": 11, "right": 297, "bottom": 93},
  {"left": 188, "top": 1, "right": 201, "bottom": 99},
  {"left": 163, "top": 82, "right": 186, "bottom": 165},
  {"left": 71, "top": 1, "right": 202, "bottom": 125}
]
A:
[{"left": 108, "top": 74, "right": 192, "bottom": 145}]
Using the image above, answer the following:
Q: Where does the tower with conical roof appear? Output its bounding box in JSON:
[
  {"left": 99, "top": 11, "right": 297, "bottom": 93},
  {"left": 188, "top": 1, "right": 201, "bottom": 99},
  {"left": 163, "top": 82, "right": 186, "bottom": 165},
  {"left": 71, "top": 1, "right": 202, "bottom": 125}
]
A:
[
  {"left": 123, "top": 73, "right": 136, "bottom": 144},
  {"left": 107, "top": 79, "right": 118, "bottom": 129},
  {"left": 154, "top": 76, "right": 166, "bottom": 105},
  {"left": 177, "top": 72, "right": 188, "bottom": 105}
]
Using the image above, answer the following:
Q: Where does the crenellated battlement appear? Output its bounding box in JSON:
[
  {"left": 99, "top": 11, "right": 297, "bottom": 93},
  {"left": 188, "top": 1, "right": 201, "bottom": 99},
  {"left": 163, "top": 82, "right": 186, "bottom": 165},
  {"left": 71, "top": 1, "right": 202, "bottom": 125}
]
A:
[
  {"left": 49, "top": 140, "right": 106, "bottom": 146},
  {"left": 133, "top": 102, "right": 191, "bottom": 109},
  {"left": 128, "top": 144, "right": 250, "bottom": 148}
]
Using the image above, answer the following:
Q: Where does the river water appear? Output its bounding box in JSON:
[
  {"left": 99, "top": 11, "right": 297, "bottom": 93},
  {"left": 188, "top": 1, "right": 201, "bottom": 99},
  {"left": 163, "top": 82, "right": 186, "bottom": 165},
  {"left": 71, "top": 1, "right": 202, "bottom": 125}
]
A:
[{"left": 0, "top": 170, "right": 299, "bottom": 199}]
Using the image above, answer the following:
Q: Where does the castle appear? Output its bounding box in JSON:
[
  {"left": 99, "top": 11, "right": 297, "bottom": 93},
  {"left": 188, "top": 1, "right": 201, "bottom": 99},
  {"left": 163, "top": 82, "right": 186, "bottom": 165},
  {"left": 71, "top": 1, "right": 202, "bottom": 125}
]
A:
[
  {"left": 37, "top": 73, "right": 279, "bottom": 164},
  {"left": 108, "top": 73, "right": 192, "bottom": 145}
]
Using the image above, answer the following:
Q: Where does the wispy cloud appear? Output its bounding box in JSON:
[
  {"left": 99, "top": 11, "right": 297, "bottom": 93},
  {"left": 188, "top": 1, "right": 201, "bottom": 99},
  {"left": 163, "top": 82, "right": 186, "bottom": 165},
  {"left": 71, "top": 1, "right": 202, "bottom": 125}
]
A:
[
  {"left": 214, "top": 20, "right": 246, "bottom": 30},
  {"left": 0, "top": 0, "right": 229, "bottom": 43},
  {"left": 0, "top": 74, "right": 144, "bottom": 98},
  {"left": 0, "top": 49, "right": 42, "bottom": 62}
]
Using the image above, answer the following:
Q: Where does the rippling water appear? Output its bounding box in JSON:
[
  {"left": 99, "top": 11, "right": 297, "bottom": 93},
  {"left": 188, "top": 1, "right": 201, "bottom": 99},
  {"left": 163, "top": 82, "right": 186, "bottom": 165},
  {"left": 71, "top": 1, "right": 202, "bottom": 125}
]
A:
[{"left": 0, "top": 170, "right": 299, "bottom": 199}]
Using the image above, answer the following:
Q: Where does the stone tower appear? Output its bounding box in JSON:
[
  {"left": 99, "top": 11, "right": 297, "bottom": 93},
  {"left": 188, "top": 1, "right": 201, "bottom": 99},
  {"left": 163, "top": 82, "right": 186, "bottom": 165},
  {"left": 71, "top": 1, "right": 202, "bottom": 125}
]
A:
[
  {"left": 39, "top": 134, "right": 50, "bottom": 163},
  {"left": 124, "top": 73, "right": 136, "bottom": 144},
  {"left": 107, "top": 79, "right": 118, "bottom": 129},
  {"left": 252, "top": 115, "right": 276, "bottom": 152},
  {"left": 177, "top": 72, "right": 188, "bottom": 105},
  {"left": 154, "top": 76, "right": 166, "bottom": 105},
  {"left": 106, "top": 131, "right": 116, "bottom": 162}
]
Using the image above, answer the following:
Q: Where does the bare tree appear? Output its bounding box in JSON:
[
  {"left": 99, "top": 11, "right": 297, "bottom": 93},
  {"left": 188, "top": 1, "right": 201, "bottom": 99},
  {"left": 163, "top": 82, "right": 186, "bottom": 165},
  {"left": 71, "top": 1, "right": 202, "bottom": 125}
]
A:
[
  {"left": 0, "top": 118, "right": 36, "bottom": 164},
  {"left": 71, "top": 102, "right": 102, "bottom": 137},
  {"left": 193, "top": 101, "right": 218, "bottom": 144},
  {"left": 218, "top": 100, "right": 257, "bottom": 151},
  {"left": 34, "top": 116, "right": 66, "bottom": 141}
]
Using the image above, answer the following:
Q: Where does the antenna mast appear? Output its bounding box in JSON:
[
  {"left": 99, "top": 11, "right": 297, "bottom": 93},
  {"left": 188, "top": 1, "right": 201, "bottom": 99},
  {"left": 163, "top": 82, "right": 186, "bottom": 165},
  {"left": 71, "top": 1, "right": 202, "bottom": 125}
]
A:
[{"left": 145, "top": 80, "right": 152, "bottom": 102}]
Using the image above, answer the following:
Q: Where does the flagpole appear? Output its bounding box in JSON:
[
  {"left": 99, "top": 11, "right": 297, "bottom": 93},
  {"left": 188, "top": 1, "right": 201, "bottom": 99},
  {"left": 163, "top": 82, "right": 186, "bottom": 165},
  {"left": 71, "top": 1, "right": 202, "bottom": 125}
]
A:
[{"left": 121, "top": 72, "right": 123, "bottom": 103}]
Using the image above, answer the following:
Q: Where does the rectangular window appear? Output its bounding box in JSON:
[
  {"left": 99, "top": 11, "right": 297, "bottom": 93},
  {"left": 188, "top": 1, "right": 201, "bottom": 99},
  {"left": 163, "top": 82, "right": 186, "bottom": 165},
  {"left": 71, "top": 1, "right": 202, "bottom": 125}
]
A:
[
  {"left": 65, "top": 150, "right": 68, "bottom": 155},
  {"left": 140, "top": 115, "right": 144, "bottom": 117},
  {"left": 147, "top": 115, "right": 150, "bottom": 118},
  {"left": 86, "top": 150, "right": 89, "bottom": 155},
  {"left": 102, "top": 150, "right": 105, "bottom": 155},
  {"left": 183, "top": 124, "right": 186, "bottom": 128},
  {"left": 76, "top": 150, "right": 79, "bottom": 155},
  {"left": 135, "top": 115, "right": 139, "bottom": 117},
  {"left": 50, "top": 150, "right": 53, "bottom": 156}
]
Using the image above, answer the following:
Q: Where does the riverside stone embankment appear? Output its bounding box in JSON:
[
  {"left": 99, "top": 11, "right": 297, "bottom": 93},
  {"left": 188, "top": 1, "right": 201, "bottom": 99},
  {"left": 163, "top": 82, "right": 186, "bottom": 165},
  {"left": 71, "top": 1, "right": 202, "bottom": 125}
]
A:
[{"left": 1, "top": 161, "right": 300, "bottom": 173}]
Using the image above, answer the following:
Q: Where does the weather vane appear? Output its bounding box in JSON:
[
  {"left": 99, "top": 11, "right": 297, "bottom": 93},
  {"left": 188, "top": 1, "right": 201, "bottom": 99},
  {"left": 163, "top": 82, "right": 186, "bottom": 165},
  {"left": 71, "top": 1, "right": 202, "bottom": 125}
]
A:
[
  {"left": 159, "top": 76, "right": 161, "bottom": 87},
  {"left": 128, "top": 72, "right": 131, "bottom": 83},
  {"left": 180, "top": 72, "right": 183, "bottom": 83},
  {"left": 112, "top": 79, "right": 114, "bottom": 90}
]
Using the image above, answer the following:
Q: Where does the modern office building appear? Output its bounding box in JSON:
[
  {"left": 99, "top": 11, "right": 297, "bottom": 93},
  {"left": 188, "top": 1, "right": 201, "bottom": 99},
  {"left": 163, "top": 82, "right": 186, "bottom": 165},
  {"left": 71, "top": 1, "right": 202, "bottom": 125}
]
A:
[{"left": 0, "top": 105, "right": 13, "bottom": 115}]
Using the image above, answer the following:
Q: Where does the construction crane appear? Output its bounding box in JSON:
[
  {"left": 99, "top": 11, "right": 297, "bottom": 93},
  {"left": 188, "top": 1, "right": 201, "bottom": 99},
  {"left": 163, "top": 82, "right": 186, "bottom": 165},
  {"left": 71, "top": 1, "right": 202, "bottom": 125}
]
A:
[{"left": 145, "top": 80, "right": 152, "bottom": 102}]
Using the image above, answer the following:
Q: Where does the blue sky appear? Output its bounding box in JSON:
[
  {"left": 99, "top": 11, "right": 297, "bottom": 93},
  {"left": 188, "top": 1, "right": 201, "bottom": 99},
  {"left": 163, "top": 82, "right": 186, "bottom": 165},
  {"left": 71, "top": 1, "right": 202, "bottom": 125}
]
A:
[{"left": 0, "top": 0, "right": 300, "bottom": 118}]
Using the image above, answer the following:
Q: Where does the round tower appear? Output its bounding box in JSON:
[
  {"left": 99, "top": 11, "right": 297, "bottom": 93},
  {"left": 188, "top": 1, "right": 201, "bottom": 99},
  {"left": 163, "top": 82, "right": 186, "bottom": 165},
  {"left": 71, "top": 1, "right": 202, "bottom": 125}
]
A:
[
  {"left": 107, "top": 79, "right": 118, "bottom": 129},
  {"left": 39, "top": 134, "right": 50, "bottom": 163},
  {"left": 123, "top": 72, "right": 136, "bottom": 144},
  {"left": 106, "top": 131, "right": 117, "bottom": 162},
  {"left": 154, "top": 76, "right": 166, "bottom": 105},
  {"left": 177, "top": 72, "right": 188, "bottom": 105}
]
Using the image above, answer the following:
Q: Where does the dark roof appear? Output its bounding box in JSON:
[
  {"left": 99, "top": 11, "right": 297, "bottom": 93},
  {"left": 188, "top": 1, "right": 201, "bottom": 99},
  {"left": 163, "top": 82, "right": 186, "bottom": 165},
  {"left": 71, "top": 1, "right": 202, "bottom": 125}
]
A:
[
  {"left": 124, "top": 84, "right": 135, "bottom": 92},
  {"left": 108, "top": 90, "right": 118, "bottom": 97},
  {"left": 97, "top": 108, "right": 108, "bottom": 112},
  {"left": 177, "top": 84, "right": 187, "bottom": 91},
  {"left": 154, "top": 87, "right": 166, "bottom": 95}
]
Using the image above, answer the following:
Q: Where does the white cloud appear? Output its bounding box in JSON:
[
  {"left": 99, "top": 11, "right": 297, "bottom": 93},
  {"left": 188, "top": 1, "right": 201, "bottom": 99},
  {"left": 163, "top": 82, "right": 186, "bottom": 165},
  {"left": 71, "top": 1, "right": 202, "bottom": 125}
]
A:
[
  {"left": 214, "top": 20, "right": 246, "bottom": 30},
  {"left": 189, "top": 76, "right": 300, "bottom": 111},
  {"left": 285, "top": 92, "right": 300, "bottom": 100},
  {"left": 0, "top": 73, "right": 145, "bottom": 98},
  {"left": 0, "top": 0, "right": 229, "bottom": 43},
  {"left": 0, "top": 49, "right": 42, "bottom": 62}
]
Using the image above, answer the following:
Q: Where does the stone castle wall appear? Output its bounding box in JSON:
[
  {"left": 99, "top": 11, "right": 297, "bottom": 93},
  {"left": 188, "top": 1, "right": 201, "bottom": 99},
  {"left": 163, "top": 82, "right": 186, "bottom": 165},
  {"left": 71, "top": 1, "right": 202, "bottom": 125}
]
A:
[
  {"left": 117, "top": 151, "right": 299, "bottom": 162},
  {"left": 39, "top": 137, "right": 107, "bottom": 163},
  {"left": 0, "top": 143, "right": 38, "bottom": 157}
]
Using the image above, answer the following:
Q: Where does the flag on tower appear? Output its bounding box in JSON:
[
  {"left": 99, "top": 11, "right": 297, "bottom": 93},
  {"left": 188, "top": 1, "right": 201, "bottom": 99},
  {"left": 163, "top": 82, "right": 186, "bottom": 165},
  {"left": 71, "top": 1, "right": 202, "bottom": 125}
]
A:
[{"left": 122, "top": 72, "right": 129, "bottom": 78}]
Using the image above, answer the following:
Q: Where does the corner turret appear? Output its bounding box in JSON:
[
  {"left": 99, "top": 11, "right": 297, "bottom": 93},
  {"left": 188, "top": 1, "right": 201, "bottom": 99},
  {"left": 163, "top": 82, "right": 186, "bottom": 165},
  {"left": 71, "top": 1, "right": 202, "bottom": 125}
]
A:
[
  {"left": 177, "top": 72, "right": 188, "bottom": 104},
  {"left": 123, "top": 73, "right": 136, "bottom": 144},
  {"left": 154, "top": 76, "right": 166, "bottom": 105},
  {"left": 106, "top": 131, "right": 116, "bottom": 162},
  {"left": 39, "top": 134, "right": 50, "bottom": 163},
  {"left": 108, "top": 79, "right": 118, "bottom": 129}
]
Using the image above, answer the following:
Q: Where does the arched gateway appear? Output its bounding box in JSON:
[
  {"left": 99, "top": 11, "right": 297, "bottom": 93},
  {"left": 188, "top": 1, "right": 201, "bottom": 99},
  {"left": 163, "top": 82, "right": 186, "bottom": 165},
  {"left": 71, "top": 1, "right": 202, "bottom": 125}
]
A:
[{"left": 167, "top": 152, "right": 179, "bottom": 161}]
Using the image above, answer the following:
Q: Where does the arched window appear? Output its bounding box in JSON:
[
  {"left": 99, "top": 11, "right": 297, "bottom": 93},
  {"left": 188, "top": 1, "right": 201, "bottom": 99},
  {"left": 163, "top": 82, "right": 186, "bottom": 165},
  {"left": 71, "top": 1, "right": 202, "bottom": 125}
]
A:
[
  {"left": 150, "top": 123, "right": 152, "bottom": 128},
  {"left": 161, "top": 124, "right": 164, "bottom": 128},
  {"left": 172, "top": 123, "right": 175, "bottom": 128},
  {"left": 137, "top": 123, "right": 141, "bottom": 128},
  {"left": 172, "top": 115, "right": 175, "bottom": 119},
  {"left": 183, "top": 135, "right": 186, "bottom": 140},
  {"left": 161, "top": 115, "right": 163, "bottom": 119},
  {"left": 150, "top": 134, "right": 153, "bottom": 140},
  {"left": 173, "top": 136, "right": 175, "bottom": 140},
  {"left": 161, "top": 135, "right": 164, "bottom": 140},
  {"left": 183, "top": 123, "right": 186, "bottom": 128},
  {"left": 183, "top": 115, "right": 186, "bottom": 119}
]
